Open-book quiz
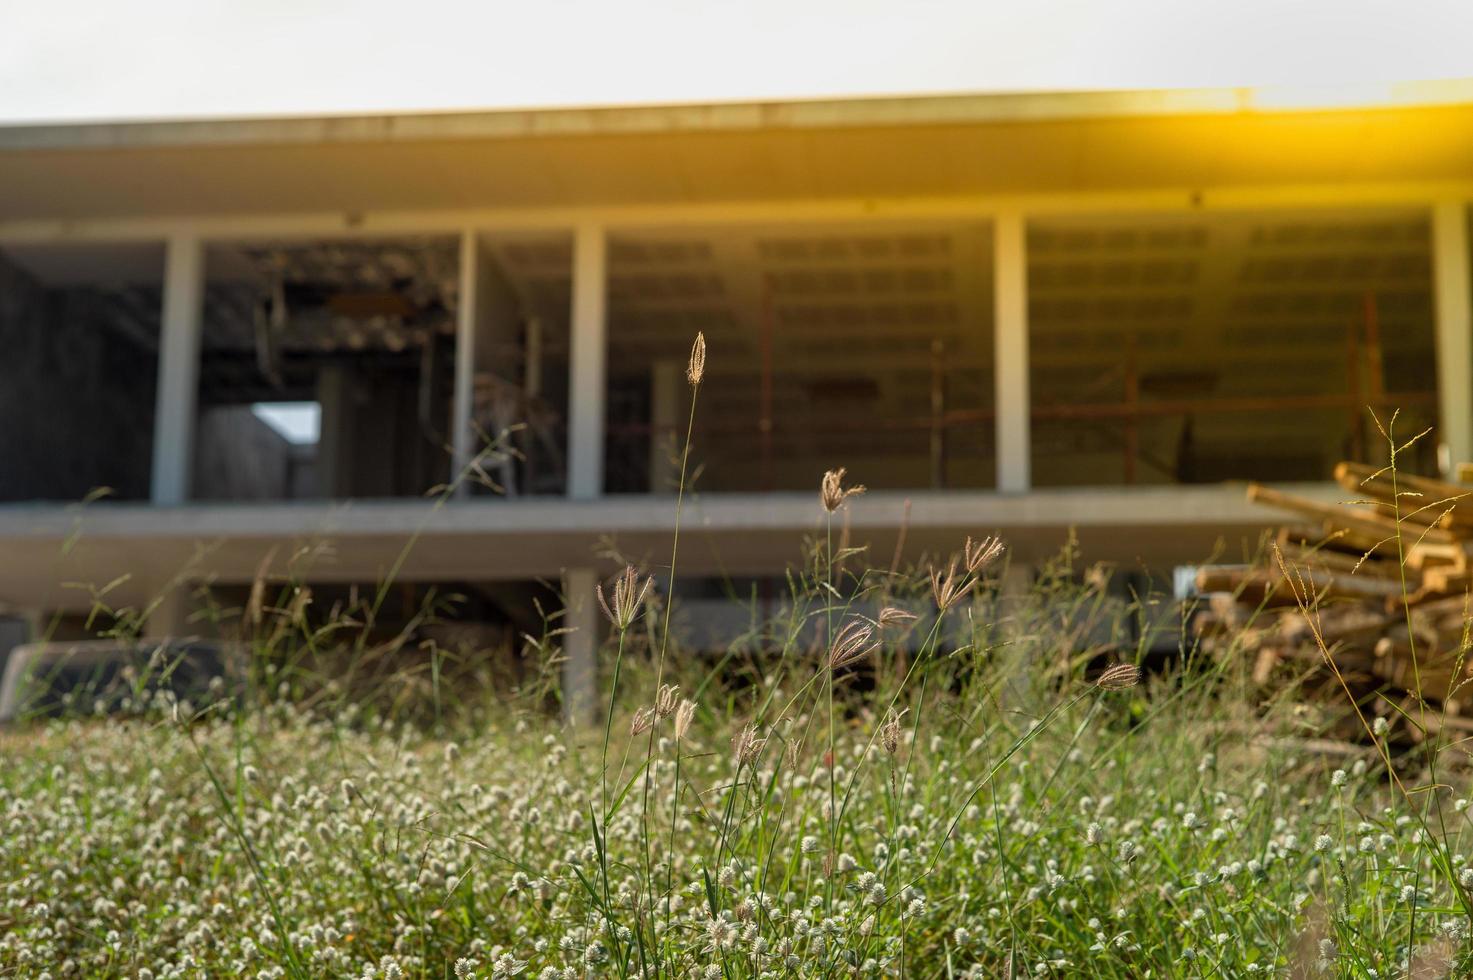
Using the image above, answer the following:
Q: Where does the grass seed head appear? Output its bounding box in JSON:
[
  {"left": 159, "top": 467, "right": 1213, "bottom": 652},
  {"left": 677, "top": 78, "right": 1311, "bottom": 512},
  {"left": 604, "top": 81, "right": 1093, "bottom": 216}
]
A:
[
  {"left": 655, "top": 684, "right": 680, "bottom": 719},
  {"left": 687, "top": 331, "right": 707, "bottom": 386},
  {"left": 732, "top": 724, "right": 766, "bottom": 765},
  {"left": 829, "top": 619, "right": 879, "bottom": 671},
  {"left": 963, "top": 535, "right": 1006, "bottom": 574},
  {"left": 596, "top": 565, "right": 654, "bottom": 631},
  {"left": 821, "top": 468, "right": 866, "bottom": 513},
  {"left": 1096, "top": 663, "right": 1142, "bottom": 691},
  {"left": 880, "top": 708, "right": 908, "bottom": 755},
  {"left": 877, "top": 606, "right": 918, "bottom": 629},
  {"left": 929, "top": 556, "right": 966, "bottom": 611},
  {"left": 674, "top": 698, "right": 697, "bottom": 740}
]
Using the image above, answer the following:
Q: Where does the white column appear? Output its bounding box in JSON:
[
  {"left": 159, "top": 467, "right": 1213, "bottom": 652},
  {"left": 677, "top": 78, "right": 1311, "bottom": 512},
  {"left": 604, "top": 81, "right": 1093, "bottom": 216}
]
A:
[
  {"left": 451, "top": 228, "right": 480, "bottom": 496},
  {"left": 568, "top": 223, "right": 608, "bottom": 500},
  {"left": 1433, "top": 201, "right": 1473, "bottom": 476},
  {"left": 562, "top": 566, "right": 598, "bottom": 725},
  {"left": 151, "top": 233, "right": 205, "bottom": 505},
  {"left": 994, "top": 211, "right": 1031, "bottom": 492}
]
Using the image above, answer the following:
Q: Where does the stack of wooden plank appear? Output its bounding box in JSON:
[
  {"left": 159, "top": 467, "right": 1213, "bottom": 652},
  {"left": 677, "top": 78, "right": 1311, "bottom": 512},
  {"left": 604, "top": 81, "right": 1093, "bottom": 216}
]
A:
[{"left": 1193, "top": 462, "right": 1473, "bottom": 736}]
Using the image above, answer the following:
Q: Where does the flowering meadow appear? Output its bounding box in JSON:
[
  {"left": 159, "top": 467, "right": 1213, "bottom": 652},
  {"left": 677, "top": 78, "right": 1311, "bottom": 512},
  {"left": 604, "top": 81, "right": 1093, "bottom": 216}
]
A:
[{"left": 5, "top": 533, "right": 1473, "bottom": 978}]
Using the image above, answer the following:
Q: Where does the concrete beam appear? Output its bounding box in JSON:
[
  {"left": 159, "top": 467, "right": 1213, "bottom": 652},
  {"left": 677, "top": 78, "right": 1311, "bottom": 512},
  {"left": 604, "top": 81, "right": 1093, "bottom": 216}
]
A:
[
  {"left": 1433, "top": 200, "right": 1473, "bottom": 475},
  {"left": 568, "top": 223, "right": 607, "bottom": 500},
  {"left": 150, "top": 233, "right": 205, "bottom": 505},
  {"left": 994, "top": 210, "right": 1030, "bottom": 492},
  {"left": 0, "top": 483, "right": 1345, "bottom": 609},
  {"left": 13, "top": 183, "right": 1473, "bottom": 247},
  {"left": 562, "top": 566, "right": 598, "bottom": 725}
]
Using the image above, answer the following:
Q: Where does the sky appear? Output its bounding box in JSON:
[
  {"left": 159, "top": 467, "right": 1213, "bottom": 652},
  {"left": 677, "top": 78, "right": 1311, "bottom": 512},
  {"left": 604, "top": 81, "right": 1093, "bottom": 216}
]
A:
[
  {"left": 251, "top": 403, "right": 321, "bottom": 446},
  {"left": 3, "top": 0, "right": 1473, "bottom": 124}
]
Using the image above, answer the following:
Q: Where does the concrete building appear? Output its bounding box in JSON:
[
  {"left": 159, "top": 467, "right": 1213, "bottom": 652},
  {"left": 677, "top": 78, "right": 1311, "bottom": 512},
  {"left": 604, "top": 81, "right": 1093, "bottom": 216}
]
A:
[{"left": 1, "top": 83, "right": 1472, "bottom": 696}]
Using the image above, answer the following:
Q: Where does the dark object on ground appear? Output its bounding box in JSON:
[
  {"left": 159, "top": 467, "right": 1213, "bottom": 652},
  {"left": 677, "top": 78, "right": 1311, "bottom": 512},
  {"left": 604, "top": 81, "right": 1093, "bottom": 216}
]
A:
[{"left": 0, "top": 639, "right": 243, "bottom": 723}]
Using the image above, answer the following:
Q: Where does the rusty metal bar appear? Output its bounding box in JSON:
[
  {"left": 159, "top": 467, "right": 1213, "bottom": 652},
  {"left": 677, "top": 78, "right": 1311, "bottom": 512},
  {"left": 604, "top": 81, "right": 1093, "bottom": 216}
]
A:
[
  {"left": 929, "top": 337, "right": 947, "bottom": 489},
  {"left": 1347, "top": 316, "right": 1364, "bottom": 461},
  {"left": 759, "top": 276, "right": 775, "bottom": 492},
  {"left": 1123, "top": 335, "right": 1139, "bottom": 485}
]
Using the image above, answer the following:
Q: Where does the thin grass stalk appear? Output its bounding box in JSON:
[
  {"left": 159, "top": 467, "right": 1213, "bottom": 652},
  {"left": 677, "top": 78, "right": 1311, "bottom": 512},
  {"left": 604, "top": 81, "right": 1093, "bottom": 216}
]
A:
[
  {"left": 825, "top": 508, "right": 837, "bottom": 899},
  {"left": 638, "top": 338, "right": 703, "bottom": 977},
  {"left": 598, "top": 626, "right": 629, "bottom": 936},
  {"left": 1379, "top": 415, "right": 1437, "bottom": 953},
  {"left": 662, "top": 732, "right": 683, "bottom": 954},
  {"left": 1374, "top": 415, "right": 1472, "bottom": 932},
  {"left": 835, "top": 606, "right": 951, "bottom": 845}
]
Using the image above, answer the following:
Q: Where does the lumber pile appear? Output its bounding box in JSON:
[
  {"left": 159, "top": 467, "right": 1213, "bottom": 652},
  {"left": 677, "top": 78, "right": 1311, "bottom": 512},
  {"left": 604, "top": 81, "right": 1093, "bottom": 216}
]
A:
[{"left": 1193, "top": 462, "right": 1473, "bottom": 737}]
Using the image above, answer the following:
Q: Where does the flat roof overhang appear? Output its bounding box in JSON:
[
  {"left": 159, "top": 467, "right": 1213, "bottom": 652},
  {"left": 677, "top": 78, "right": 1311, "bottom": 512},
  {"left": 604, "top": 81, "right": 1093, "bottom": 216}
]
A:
[
  {"left": 4, "top": 85, "right": 1473, "bottom": 222},
  {"left": 0, "top": 485, "right": 1336, "bottom": 611}
]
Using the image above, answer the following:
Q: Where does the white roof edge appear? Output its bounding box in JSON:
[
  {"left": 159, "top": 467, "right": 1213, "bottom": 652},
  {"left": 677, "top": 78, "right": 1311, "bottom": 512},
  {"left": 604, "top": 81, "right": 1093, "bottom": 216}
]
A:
[
  {"left": 0, "top": 484, "right": 1339, "bottom": 540},
  {"left": 5, "top": 81, "right": 1473, "bottom": 152}
]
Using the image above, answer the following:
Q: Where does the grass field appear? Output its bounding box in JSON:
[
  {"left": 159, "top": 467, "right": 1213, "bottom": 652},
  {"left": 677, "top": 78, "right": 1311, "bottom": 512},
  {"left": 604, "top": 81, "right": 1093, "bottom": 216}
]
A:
[{"left": 2, "top": 335, "right": 1471, "bottom": 978}]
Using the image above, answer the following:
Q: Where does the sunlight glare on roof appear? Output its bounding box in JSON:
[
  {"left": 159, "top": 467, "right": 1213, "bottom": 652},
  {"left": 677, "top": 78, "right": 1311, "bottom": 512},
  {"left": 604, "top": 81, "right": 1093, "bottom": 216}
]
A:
[{"left": 1248, "top": 80, "right": 1416, "bottom": 111}]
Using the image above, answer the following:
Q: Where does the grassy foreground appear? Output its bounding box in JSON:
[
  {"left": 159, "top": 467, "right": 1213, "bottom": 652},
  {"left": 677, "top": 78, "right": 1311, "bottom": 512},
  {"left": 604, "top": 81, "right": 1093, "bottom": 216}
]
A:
[{"left": 2, "top": 580, "right": 1472, "bottom": 979}]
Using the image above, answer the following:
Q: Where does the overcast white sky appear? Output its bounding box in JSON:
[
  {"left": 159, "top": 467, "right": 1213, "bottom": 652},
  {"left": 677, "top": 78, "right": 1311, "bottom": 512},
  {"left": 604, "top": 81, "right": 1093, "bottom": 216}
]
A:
[{"left": 3, "top": 0, "right": 1473, "bottom": 124}]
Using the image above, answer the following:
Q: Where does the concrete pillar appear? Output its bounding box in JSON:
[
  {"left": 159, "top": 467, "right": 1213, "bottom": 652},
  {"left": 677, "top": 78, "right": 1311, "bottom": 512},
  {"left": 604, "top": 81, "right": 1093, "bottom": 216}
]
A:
[
  {"left": 568, "top": 223, "right": 607, "bottom": 500},
  {"left": 562, "top": 566, "right": 598, "bottom": 725},
  {"left": 316, "top": 364, "right": 354, "bottom": 498},
  {"left": 451, "top": 228, "right": 480, "bottom": 496},
  {"left": 144, "top": 581, "right": 193, "bottom": 640},
  {"left": 994, "top": 211, "right": 1031, "bottom": 493},
  {"left": 649, "top": 359, "right": 682, "bottom": 493},
  {"left": 1433, "top": 201, "right": 1473, "bottom": 476},
  {"left": 999, "top": 562, "right": 1035, "bottom": 619},
  {"left": 150, "top": 233, "right": 206, "bottom": 505}
]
